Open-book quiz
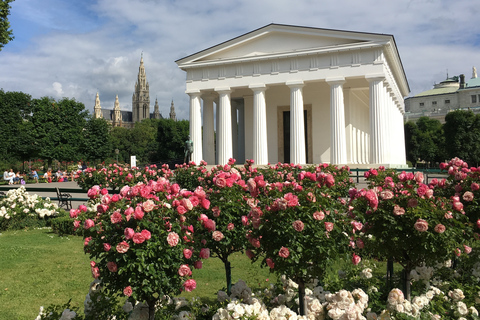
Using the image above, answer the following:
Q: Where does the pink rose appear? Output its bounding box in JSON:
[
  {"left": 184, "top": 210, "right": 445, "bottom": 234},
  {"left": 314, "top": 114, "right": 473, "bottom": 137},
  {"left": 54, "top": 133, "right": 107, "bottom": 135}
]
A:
[
  {"left": 453, "top": 201, "right": 464, "bottom": 212},
  {"left": 278, "top": 246, "right": 290, "bottom": 258},
  {"left": 69, "top": 209, "right": 79, "bottom": 218},
  {"left": 167, "top": 232, "right": 180, "bottom": 247},
  {"left": 103, "top": 243, "right": 111, "bottom": 251},
  {"left": 227, "top": 223, "right": 234, "bottom": 231},
  {"left": 212, "top": 206, "right": 221, "bottom": 217},
  {"left": 201, "top": 198, "right": 210, "bottom": 210},
  {"left": 194, "top": 261, "right": 203, "bottom": 269},
  {"left": 463, "top": 191, "right": 474, "bottom": 202},
  {"left": 183, "top": 279, "right": 196, "bottom": 292},
  {"left": 199, "top": 248, "right": 210, "bottom": 259},
  {"left": 212, "top": 231, "right": 224, "bottom": 241},
  {"left": 352, "top": 253, "right": 361, "bottom": 265},
  {"left": 110, "top": 211, "right": 122, "bottom": 224},
  {"left": 356, "top": 238, "right": 365, "bottom": 249},
  {"left": 380, "top": 190, "right": 394, "bottom": 200},
  {"left": 183, "top": 248, "right": 193, "bottom": 259},
  {"left": 455, "top": 248, "right": 461, "bottom": 257},
  {"left": 414, "top": 172, "right": 424, "bottom": 184},
  {"left": 178, "top": 264, "right": 192, "bottom": 277},
  {"left": 414, "top": 219, "right": 428, "bottom": 232},
  {"left": 84, "top": 219, "right": 95, "bottom": 230},
  {"left": 181, "top": 198, "right": 193, "bottom": 211},
  {"left": 133, "top": 233, "right": 145, "bottom": 244},
  {"left": 91, "top": 266, "right": 100, "bottom": 279},
  {"left": 284, "top": 193, "right": 299, "bottom": 207},
  {"left": 407, "top": 198, "right": 418, "bottom": 208},
  {"left": 177, "top": 205, "right": 187, "bottom": 215},
  {"left": 242, "top": 215, "right": 249, "bottom": 226},
  {"left": 464, "top": 244, "right": 472, "bottom": 254},
  {"left": 393, "top": 205, "right": 405, "bottom": 216},
  {"left": 313, "top": 211, "right": 325, "bottom": 220},
  {"left": 477, "top": 219, "right": 480, "bottom": 229},
  {"left": 215, "top": 177, "right": 226, "bottom": 188},
  {"left": 246, "top": 249, "right": 254, "bottom": 260},
  {"left": 124, "top": 228, "right": 135, "bottom": 240},
  {"left": 471, "top": 182, "right": 480, "bottom": 191},
  {"left": 266, "top": 258, "right": 275, "bottom": 269},
  {"left": 116, "top": 241, "right": 130, "bottom": 253},
  {"left": 84, "top": 236, "right": 92, "bottom": 247},
  {"left": 141, "top": 229, "right": 151, "bottom": 240},
  {"left": 100, "top": 188, "right": 108, "bottom": 195},
  {"left": 324, "top": 222, "right": 334, "bottom": 232},
  {"left": 74, "top": 220, "right": 81, "bottom": 230},
  {"left": 434, "top": 224, "right": 446, "bottom": 233},
  {"left": 134, "top": 207, "right": 144, "bottom": 220},
  {"left": 123, "top": 286, "right": 133, "bottom": 297},
  {"left": 142, "top": 199, "right": 155, "bottom": 212},
  {"left": 248, "top": 237, "right": 261, "bottom": 248},
  {"left": 107, "top": 261, "right": 117, "bottom": 272},
  {"left": 79, "top": 205, "right": 87, "bottom": 213},
  {"left": 204, "top": 219, "right": 216, "bottom": 232},
  {"left": 292, "top": 220, "right": 304, "bottom": 232}
]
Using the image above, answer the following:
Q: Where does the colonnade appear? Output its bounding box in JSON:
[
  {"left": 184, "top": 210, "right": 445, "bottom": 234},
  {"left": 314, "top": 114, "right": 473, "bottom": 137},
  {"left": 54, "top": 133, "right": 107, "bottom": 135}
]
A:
[{"left": 187, "top": 75, "right": 405, "bottom": 166}]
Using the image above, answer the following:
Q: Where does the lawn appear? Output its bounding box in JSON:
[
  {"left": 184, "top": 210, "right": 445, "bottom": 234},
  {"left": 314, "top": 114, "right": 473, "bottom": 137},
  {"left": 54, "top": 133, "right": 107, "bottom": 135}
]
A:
[{"left": 0, "top": 228, "right": 275, "bottom": 320}]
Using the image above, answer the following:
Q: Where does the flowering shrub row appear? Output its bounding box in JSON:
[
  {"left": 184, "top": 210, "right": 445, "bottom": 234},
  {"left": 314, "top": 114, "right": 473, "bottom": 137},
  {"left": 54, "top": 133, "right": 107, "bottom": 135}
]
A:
[
  {"left": 0, "top": 186, "right": 63, "bottom": 230},
  {"left": 53, "top": 158, "right": 480, "bottom": 319}
]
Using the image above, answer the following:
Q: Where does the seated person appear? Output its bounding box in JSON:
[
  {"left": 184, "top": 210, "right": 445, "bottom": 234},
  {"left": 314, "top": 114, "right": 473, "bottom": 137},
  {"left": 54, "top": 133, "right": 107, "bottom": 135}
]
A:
[
  {"left": 55, "top": 170, "right": 62, "bottom": 182},
  {"left": 31, "top": 170, "right": 39, "bottom": 183},
  {"left": 7, "top": 169, "right": 15, "bottom": 185},
  {"left": 3, "top": 170, "right": 14, "bottom": 185},
  {"left": 13, "top": 171, "right": 22, "bottom": 184}
]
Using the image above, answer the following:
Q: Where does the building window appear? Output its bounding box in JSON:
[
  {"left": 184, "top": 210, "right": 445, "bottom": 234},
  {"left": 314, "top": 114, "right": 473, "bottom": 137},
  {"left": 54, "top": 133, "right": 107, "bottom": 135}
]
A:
[
  {"left": 432, "top": 101, "right": 437, "bottom": 105},
  {"left": 472, "top": 95, "right": 477, "bottom": 104},
  {"left": 419, "top": 102, "right": 424, "bottom": 107},
  {"left": 445, "top": 99, "right": 450, "bottom": 104}
]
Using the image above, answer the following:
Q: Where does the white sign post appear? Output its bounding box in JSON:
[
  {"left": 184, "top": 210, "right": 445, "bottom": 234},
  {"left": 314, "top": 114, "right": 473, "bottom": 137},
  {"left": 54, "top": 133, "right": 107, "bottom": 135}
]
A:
[{"left": 130, "top": 156, "right": 136, "bottom": 168}]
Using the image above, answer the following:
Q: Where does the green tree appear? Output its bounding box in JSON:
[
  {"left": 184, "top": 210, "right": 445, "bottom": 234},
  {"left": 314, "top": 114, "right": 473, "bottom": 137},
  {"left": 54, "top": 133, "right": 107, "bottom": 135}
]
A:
[
  {"left": 416, "top": 116, "right": 445, "bottom": 166},
  {"left": 130, "top": 119, "right": 159, "bottom": 164},
  {"left": 30, "top": 97, "right": 89, "bottom": 166},
  {"left": 0, "top": 0, "right": 14, "bottom": 51},
  {"left": 82, "top": 117, "right": 112, "bottom": 163},
  {"left": 404, "top": 121, "right": 420, "bottom": 167},
  {"left": 109, "top": 126, "right": 133, "bottom": 163},
  {"left": 156, "top": 119, "right": 189, "bottom": 161},
  {"left": 0, "top": 89, "right": 33, "bottom": 162},
  {"left": 444, "top": 110, "right": 480, "bottom": 166}
]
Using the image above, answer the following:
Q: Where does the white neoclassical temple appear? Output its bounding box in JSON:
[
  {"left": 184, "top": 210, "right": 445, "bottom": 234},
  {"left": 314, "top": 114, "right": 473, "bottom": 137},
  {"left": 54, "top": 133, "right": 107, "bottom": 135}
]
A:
[{"left": 176, "top": 24, "right": 409, "bottom": 167}]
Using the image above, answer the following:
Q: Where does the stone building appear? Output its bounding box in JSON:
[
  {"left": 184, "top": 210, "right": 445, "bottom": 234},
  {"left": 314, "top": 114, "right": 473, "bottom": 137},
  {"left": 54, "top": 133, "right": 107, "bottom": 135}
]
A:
[
  {"left": 94, "top": 55, "right": 177, "bottom": 127},
  {"left": 176, "top": 24, "right": 409, "bottom": 167},
  {"left": 405, "top": 67, "right": 480, "bottom": 123}
]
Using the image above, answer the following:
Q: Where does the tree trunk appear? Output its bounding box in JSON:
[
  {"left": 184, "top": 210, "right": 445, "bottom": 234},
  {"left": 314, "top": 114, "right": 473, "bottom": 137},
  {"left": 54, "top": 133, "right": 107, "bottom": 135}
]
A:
[
  {"left": 147, "top": 298, "right": 156, "bottom": 320},
  {"left": 224, "top": 259, "right": 232, "bottom": 296},
  {"left": 386, "top": 259, "right": 394, "bottom": 292},
  {"left": 402, "top": 266, "right": 412, "bottom": 301},
  {"left": 298, "top": 278, "right": 306, "bottom": 316}
]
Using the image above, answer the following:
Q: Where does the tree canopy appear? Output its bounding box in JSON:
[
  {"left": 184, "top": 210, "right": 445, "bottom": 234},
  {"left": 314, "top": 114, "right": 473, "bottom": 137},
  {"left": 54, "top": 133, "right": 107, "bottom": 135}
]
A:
[{"left": 0, "top": 0, "right": 14, "bottom": 51}]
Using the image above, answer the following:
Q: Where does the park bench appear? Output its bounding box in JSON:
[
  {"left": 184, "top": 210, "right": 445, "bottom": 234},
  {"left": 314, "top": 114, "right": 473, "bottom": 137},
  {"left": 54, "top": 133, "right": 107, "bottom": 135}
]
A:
[
  {"left": 0, "top": 186, "right": 90, "bottom": 209},
  {"left": 55, "top": 187, "right": 73, "bottom": 210}
]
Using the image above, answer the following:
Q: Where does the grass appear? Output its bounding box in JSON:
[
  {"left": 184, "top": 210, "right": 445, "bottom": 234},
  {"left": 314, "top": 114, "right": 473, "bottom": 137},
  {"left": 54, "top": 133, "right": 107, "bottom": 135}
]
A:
[{"left": 0, "top": 228, "right": 275, "bottom": 320}]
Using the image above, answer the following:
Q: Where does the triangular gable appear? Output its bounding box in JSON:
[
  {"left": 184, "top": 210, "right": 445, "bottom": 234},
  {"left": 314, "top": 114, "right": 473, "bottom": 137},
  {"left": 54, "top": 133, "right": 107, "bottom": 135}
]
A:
[{"left": 176, "top": 24, "right": 392, "bottom": 65}]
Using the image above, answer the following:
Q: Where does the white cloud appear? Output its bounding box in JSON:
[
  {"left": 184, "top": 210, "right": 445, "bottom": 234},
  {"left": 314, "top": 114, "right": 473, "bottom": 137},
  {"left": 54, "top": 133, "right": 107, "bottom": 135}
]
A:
[{"left": 1, "top": 0, "right": 479, "bottom": 121}]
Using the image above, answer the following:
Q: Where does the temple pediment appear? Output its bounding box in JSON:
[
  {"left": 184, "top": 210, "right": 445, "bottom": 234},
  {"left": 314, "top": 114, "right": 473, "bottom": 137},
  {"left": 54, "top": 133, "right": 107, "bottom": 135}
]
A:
[{"left": 177, "top": 24, "right": 392, "bottom": 66}]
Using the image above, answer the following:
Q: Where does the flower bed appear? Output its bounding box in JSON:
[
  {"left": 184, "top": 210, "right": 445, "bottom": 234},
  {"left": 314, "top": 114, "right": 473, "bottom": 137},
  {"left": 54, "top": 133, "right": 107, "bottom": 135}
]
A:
[{"left": 37, "top": 158, "right": 480, "bottom": 319}]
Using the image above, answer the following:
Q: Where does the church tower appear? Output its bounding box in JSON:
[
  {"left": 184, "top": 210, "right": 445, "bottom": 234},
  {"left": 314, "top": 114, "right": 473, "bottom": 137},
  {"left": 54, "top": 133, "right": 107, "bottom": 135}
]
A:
[
  {"left": 94, "top": 92, "right": 103, "bottom": 119},
  {"left": 113, "top": 95, "right": 122, "bottom": 127},
  {"left": 169, "top": 100, "right": 177, "bottom": 121},
  {"left": 132, "top": 54, "right": 150, "bottom": 123},
  {"left": 154, "top": 98, "right": 161, "bottom": 119}
]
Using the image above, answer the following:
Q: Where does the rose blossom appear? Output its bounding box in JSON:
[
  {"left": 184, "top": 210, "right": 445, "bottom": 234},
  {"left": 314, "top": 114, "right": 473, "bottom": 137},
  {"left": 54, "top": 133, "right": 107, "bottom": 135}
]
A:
[
  {"left": 477, "top": 219, "right": 480, "bottom": 229},
  {"left": 167, "top": 232, "right": 180, "bottom": 247},
  {"left": 194, "top": 261, "right": 203, "bottom": 269},
  {"left": 324, "top": 222, "right": 334, "bottom": 232},
  {"left": 116, "top": 241, "right": 130, "bottom": 253},
  {"left": 124, "top": 227, "right": 135, "bottom": 240},
  {"left": 292, "top": 220, "right": 305, "bottom": 232},
  {"left": 178, "top": 264, "right": 192, "bottom": 277},
  {"left": 434, "top": 224, "right": 446, "bottom": 233},
  {"left": 103, "top": 243, "right": 111, "bottom": 252},
  {"left": 266, "top": 258, "right": 275, "bottom": 269},
  {"left": 463, "top": 191, "right": 474, "bottom": 202},
  {"left": 84, "top": 237, "right": 92, "bottom": 247},
  {"left": 133, "top": 233, "right": 146, "bottom": 244},
  {"left": 107, "top": 261, "right": 117, "bottom": 272},
  {"left": 313, "top": 211, "right": 325, "bottom": 220},
  {"left": 393, "top": 205, "right": 405, "bottom": 216},
  {"left": 142, "top": 199, "right": 155, "bottom": 212},
  {"left": 134, "top": 207, "right": 144, "bottom": 220},
  {"left": 91, "top": 267, "right": 100, "bottom": 279},
  {"left": 199, "top": 248, "right": 210, "bottom": 259},
  {"left": 278, "top": 246, "right": 290, "bottom": 258},
  {"left": 110, "top": 211, "right": 122, "bottom": 224},
  {"left": 246, "top": 249, "right": 254, "bottom": 260},
  {"left": 414, "top": 219, "right": 429, "bottom": 232},
  {"left": 453, "top": 201, "right": 464, "bottom": 212},
  {"left": 183, "top": 279, "right": 196, "bottom": 292},
  {"left": 204, "top": 219, "right": 216, "bottom": 232},
  {"left": 84, "top": 219, "right": 95, "bottom": 230},
  {"left": 227, "top": 223, "right": 234, "bottom": 231},
  {"left": 464, "top": 245, "right": 472, "bottom": 254},
  {"left": 141, "top": 229, "right": 151, "bottom": 240},
  {"left": 212, "top": 231, "right": 224, "bottom": 241},
  {"left": 183, "top": 248, "right": 193, "bottom": 259},
  {"left": 123, "top": 286, "right": 133, "bottom": 297},
  {"left": 352, "top": 253, "right": 361, "bottom": 265}
]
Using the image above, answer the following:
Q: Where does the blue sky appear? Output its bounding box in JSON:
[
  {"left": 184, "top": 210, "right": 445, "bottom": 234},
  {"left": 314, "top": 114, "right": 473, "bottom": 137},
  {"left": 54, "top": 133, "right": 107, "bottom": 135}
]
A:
[{"left": 1, "top": 0, "right": 479, "bottom": 120}]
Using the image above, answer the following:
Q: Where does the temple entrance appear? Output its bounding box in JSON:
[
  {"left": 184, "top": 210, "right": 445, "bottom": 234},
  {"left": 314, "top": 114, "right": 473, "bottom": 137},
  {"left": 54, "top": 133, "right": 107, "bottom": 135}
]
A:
[{"left": 278, "top": 105, "right": 312, "bottom": 164}]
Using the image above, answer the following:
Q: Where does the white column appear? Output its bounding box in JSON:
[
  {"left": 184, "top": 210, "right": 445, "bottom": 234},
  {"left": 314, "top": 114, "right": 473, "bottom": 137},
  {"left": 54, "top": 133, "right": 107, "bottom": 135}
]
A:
[
  {"left": 366, "top": 75, "right": 386, "bottom": 164},
  {"left": 187, "top": 91, "right": 203, "bottom": 164},
  {"left": 249, "top": 84, "right": 268, "bottom": 165},
  {"left": 287, "top": 81, "right": 306, "bottom": 164},
  {"left": 202, "top": 94, "right": 215, "bottom": 165},
  {"left": 231, "top": 101, "right": 238, "bottom": 160},
  {"left": 216, "top": 88, "right": 233, "bottom": 165},
  {"left": 326, "top": 77, "right": 347, "bottom": 164}
]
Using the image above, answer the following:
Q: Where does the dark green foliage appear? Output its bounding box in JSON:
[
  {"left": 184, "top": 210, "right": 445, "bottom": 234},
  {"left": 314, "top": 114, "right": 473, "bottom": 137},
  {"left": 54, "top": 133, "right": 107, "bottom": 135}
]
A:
[
  {"left": 444, "top": 110, "right": 480, "bottom": 166},
  {"left": 156, "top": 118, "right": 189, "bottom": 161},
  {"left": 50, "top": 212, "right": 76, "bottom": 235},
  {"left": 404, "top": 117, "right": 445, "bottom": 167},
  {"left": 0, "top": 0, "right": 14, "bottom": 51},
  {"left": 82, "top": 117, "right": 112, "bottom": 163}
]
